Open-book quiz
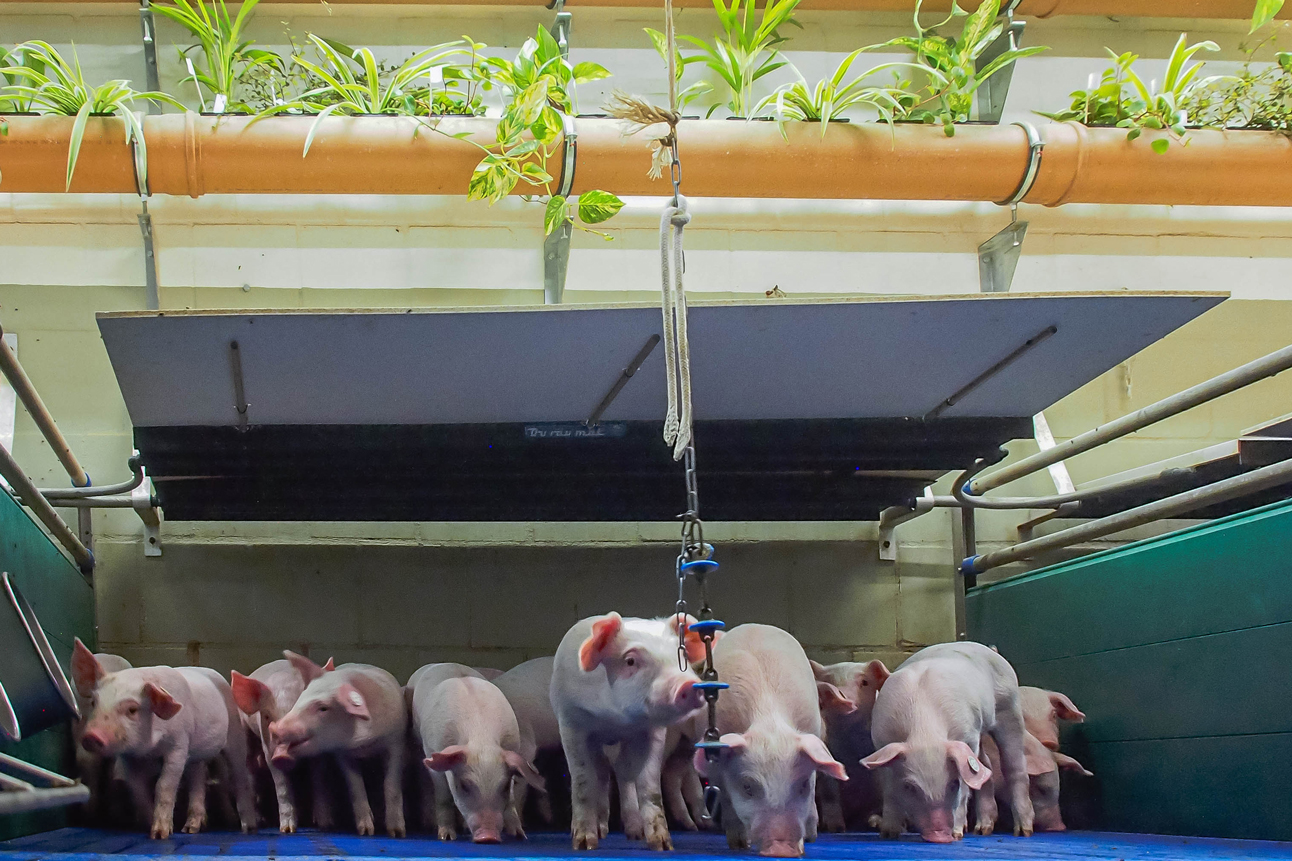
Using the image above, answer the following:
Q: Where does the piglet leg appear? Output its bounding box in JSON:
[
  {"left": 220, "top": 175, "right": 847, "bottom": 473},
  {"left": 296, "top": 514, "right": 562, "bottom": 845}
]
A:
[
  {"left": 151, "top": 746, "right": 189, "bottom": 839},
  {"left": 624, "top": 728, "right": 671, "bottom": 851},
  {"left": 340, "top": 756, "right": 375, "bottom": 836},
  {"left": 383, "top": 741, "right": 406, "bottom": 837},
  {"left": 562, "top": 725, "right": 608, "bottom": 850},
  {"left": 181, "top": 761, "right": 208, "bottom": 834},
  {"left": 311, "top": 758, "right": 335, "bottom": 830},
  {"left": 990, "top": 707, "right": 1035, "bottom": 837}
]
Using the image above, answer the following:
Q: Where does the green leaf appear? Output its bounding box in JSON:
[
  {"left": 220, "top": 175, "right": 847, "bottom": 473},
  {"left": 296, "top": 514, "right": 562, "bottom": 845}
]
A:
[
  {"left": 512, "top": 78, "right": 550, "bottom": 126},
  {"left": 1252, "top": 0, "right": 1285, "bottom": 32},
  {"left": 535, "top": 24, "right": 562, "bottom": 65},
  {"left": 571, "top": 61, "right": 612, "bottom": 84},
  {"left": 544, "top": 194, "right": 568, "bottom": 235},
  {"left": 576, "top": 189, "right": 624, "bottom": 225},
  {"left": 521, "top": 161, "right": 553, "bottom": 184},
  {"left": 1150, "top": 137, "right": 1170, "bottom": 154}
]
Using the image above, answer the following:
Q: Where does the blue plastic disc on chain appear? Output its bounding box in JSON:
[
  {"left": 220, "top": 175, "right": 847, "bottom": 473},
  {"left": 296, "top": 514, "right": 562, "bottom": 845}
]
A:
[
  {"left": 693, "top": 681, "right": 729, "bottom": 691},
  {"left": 694, "top": 740, "right": 730, "bottom": 751},
  {"left": 688, "top": 619, "right": 726, "bottom": 633},
  {"left": 680, "top": 559, "right": 719, "bottom": 576}
]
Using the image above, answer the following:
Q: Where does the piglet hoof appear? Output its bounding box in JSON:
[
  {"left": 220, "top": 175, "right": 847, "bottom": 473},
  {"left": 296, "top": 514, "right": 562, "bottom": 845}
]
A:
[
  {"left": 313, "top": 811, "right": 334, "bottom": 831},
  {"left": 973, "top": 822, "right": 995, "bottom": 837},
  {"left": 572, "top": 829, "right": 599, "bottom": 850},
  {"left": 280, "top": 823, "right": 296, "bottom": 835},
  {"left": 624, "top": 821, "right": 646, "bottom": 841},
  {"left": 355, "top": 817, "right": 375, "bottom": 837},
  {"left": 505, "top": 824, "right": 527, "bottom": 840},
  {"left": 866, "top": 815, "right": 883, "bottom": 830},
  {"left": 598, "top": 822, "right": 610, "bottom": 839},
  {"left": 438, "top": 827, "right": 457, "bottom": 842},
  {"left": 1014, "top": 824, "right": 1033, "bottom": 838},
  {"left": 879, "top": 827, "right": 902, "bottom": 841},
  {"left": 726, "top": 833, "right": 750, "bottom": 851},
  {"left": 952, "top": 827, "right": 964, "bottom": 841},
  {"left": 387, "top": 823, "right": 406, "bottom": 839},
  {"left": 645, "top": 821, "right": 672, "bottom": 851},
  {"left": 151, "top": 820, "right": 173, "bottom": 840}
]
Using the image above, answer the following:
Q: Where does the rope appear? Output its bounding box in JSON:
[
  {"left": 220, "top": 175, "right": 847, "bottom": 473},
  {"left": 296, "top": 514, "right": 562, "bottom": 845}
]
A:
[
  {"left": 664, "top": 0, "right": 678, "bottom": 115},
  {"left": 659, "top": 195, "right": 692, "bottom": 460}
]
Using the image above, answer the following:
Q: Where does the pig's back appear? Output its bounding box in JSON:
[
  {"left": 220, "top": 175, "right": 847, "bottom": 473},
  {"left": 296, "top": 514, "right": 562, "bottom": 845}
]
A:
[
  {"left": 95, "top": 653, "right": 132, "bottom": 674},
  {"left": 494, "top": 657, "right": 560, "bottom": 749},
  {"left": 714, "top": 624, "right": 820, "bottom": 736},
  {"left": 252, "top": 659, "right": 306, "bottom": 718},
  {"left": 176, "top": 667, "right": 233, "bottom": 759}
]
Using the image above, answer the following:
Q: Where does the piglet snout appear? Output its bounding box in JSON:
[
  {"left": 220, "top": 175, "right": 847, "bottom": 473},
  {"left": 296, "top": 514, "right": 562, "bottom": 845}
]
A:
[
  {"left": 80, "top": 729, "right": 107, "bottom": 755},
  {"left": 673, "top": 678, "right": 703, "bottom": 709},
  {"left": 760, "top": 841, "right": 804, "bottom": 857},
  {"left": 472, "top": 829, "right": 502, "bottom": 844}
]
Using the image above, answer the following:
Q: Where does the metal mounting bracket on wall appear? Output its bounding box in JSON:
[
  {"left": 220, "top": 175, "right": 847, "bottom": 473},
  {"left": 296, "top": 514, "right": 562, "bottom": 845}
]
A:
[
  {"left": 974, "top": 0, "right": 1025, "bottom": 124},
  {"left": 132, "top": 465, "right": 162, "bottom": 557},
  {"left": 544, "top": 111, "right": 578, "bottom": 305},
  {"left": 139, "top": 0, "right": 161, "bottom": 104},
  {"left": 979, "top": 121, "right": 1043, "bottom": 293},
  {"left": 878, "top": 487, "right": 935, "bottom": 562},
  {"left": 131, "top": 131, "right": 161, "bottom": 311},
  {"left": 543, "top": 0, "right": 576, "bottom": 305}
]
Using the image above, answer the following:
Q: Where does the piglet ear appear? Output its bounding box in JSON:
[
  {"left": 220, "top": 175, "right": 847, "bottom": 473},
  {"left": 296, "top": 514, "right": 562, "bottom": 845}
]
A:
[
  {"left": 335, "top": 683, "right": 370, "bottom": 720},
  {"left": 504, "top": 750, "right": 547, "bottom": 790},
  {"left": 816, "top": 682, "right": 857, "bottom": 717},
  {"left": 231, "top": 667, "right": 271, "bottom": 713},
  {"left": 425, "top": 745, "right": 468, "bottom": 772},
  {"left": 1053, "top": 751, "right": 1093, "bottom": 777},
  {"left": 863, "top": 660, "right": 891, "bottom": 691},
  {"left": 284, "top": 650, "right": 327, "bottom": 685},
  {"left": 71, "top": 638, "right": 105, "bottom": 698},
  {"left": 144, "top": 683, "right": 183, "bottom": 720},
  {"left": 946, "top": 741, "right": 992, "bottom": 791},
  {"left": 808, "top": 660, "right": 830, "bottom": 681},
  {"left": 799, "top": 733, "right": 848, "bottom": 781},
  {"left": 322, "top": 657, "right": 335, "bottom": 672},
  {"left": 861, "top": 742, "right": 906, "bottom": 771},
  {"left": 1025, "top": 746, "right": 1057, "bottom": 777},
  {"left": 1049, "top": 692, "right": 1085, "bottom": 723},
  {"left": 579, "top": 612, "right": 624, "bottom": 672}
]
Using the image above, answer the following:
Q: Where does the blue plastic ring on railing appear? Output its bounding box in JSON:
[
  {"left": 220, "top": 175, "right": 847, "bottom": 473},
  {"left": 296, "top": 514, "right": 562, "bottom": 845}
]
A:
[
  {"left": 693, "top": 681, "right": 729, "bottom": 691},
  {"left": 680, "top": 559, "right": 719, "bottom": 576},
  {"left": 694, "top": 741, "right": 730, "bottom": 751},
  {"left": 688, "top": 619, "right": 726, "bottom": 633},
  {"left": 960, "top": 556, "right": 980, "bottom": 574},
  {"left": 961, "top": 482, "right": 976, "bottom": 496}
]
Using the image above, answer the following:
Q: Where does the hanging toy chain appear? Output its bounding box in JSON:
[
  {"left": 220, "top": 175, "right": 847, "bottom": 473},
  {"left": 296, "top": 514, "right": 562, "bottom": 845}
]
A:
[{"left": 656, "top": 2, "right": 729, "bottom": 797}]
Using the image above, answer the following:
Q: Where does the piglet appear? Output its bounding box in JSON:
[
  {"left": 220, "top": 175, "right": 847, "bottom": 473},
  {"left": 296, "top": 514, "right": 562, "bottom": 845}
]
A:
[
  {"left": 551, "top": 612, "right": 707, "bottom": 850},
  {"left": 267, "top": 652, "right": 407, "bottom": 837},
  {"left": 1019, "top": 686, "right": 1085, "bottom": 751},
  {"left": 809, "top": 658, "right": 889, "bottom": 832},
  {"left": 493, "top": 657, "right": 560, "bottom": 824},
  {"left": 72, "top": 652, "right": 132, "bottom": 824},
  {"left": 862, "top": 642, "right": 1032, "bottom": 843},
  {"left": 693, "top": 624, "right": 847, "bottom": 857},
  {"left": 411, "top": 663, "right": 543, "bottom": 842},
  {"left": 975, "top": 731, "right": 1092, "bottom": 834},
  {"left": 231, "top": 659, "right": 336, "bottom": 832},
  {"left": 71, "top": 639, "right": 256, "bottom": 839}
]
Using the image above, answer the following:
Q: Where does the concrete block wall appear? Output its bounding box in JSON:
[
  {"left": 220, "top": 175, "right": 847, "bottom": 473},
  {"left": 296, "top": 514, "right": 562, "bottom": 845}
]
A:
[{"left": 1, "top": 6, "right": 1291, "bottom": 675}]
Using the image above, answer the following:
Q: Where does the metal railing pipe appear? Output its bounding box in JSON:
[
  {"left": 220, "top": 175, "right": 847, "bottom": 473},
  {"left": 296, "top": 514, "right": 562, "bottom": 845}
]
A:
[
  {"left": 0, "top": 785, "right": 90, "bottom": 815},
  {"left": 0, "top": 440, "right": 94, "bottom": 573},
  {"left": 969, "top": 344, "right": 1292, "bottom": 496},
  {"left": 0, "top": 325, "right": 90, "bottom": 487},
  {"left": 962, "top": 457, "right": 1292, "bottom": 574},
  {"left": 42, "top": 457, "right": 143, "bottom": 500}
]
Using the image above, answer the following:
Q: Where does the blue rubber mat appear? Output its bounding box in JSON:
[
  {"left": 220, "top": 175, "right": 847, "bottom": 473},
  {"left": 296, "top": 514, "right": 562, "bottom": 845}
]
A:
[{"left": 3, "top": 830, "right": 1292, "bottom": 861}]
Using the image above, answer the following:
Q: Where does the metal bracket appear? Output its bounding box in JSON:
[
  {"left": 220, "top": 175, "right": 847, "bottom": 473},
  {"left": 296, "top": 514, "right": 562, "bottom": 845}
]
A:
[
  {"left": 229, "top": 340, "right": 250, "bottom": 431},
  {"left": 132, "top": 466, "right": 162, "bottom": 557},
  {"left": 878, "top": 487, "right": 935, "bottom": 562},
  {"left": 138, "top": 0, "right": 161, "bottom": 105},
  {"left": 925, "top": 324, "right": 1057, "bottom": 419},
  {"left": 587, "top": 335, "right": 660, "bottom": 426},
  {"left": 974, "top": 0, "right": 1026, "bottom": 124},
  {"left": 543, "top": 111, "right": 578, "bottom": 305},
  {"left": 131, "top": 128, "right": 161, "bottom": 311},
  {"left": 979, "top": 121, "right": 1043, "bottom": 293}
]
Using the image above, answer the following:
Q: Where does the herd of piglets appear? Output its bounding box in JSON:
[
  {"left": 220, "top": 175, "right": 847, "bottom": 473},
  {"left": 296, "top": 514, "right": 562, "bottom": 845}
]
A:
[{"left": 67, "top": 614, "right": 1089, "bottom": 855}]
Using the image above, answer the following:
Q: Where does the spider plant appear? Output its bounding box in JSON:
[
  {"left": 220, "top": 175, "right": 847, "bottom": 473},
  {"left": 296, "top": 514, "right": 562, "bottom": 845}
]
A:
[
  {"left": 754, "top": 48, "right": 930, "bottom": 136},
  {"left": 676, "top": 0, "right": 802, "bottom": 118},
  {"left": 878, "top": 0, "right": 1048, "bottom": 134},
  {"left": 152, "top": 0, "right": 283, "bottom": 112},
  {"left": 255, "top": 35, "right": 467, "bottom": 155},
  {"left": 0, "top": 44, "right": 45, "bottom": 113},
  {"left": 1038, "top": 35, "right": 1223, "bottom": 152},
  {"left": 643, "top": 27, "right": 713, "bottom": 113},
  {"left": 0, "top": 41, "right": 183, "bottom": 189}
]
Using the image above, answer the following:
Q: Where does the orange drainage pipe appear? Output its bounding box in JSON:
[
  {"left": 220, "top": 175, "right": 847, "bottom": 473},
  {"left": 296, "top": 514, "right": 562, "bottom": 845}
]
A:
[
  {"left": 2, "top": 114, "right": 1291, "bottom": 205},
  {"left": 0, "top": 0, "right": 1280, "bottom": 15}
]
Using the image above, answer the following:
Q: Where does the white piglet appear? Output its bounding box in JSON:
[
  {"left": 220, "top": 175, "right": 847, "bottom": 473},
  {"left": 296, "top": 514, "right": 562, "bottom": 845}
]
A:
[
  {"left": 71, "top": 639, "right": 256, "bottom": 839},
  {"left": 267, "top": 652, "right": 407, "bottom": 837},
  {"left": 862, "top": 642, "right": 1033, "bottom": 843},
  {"left": 411, "top": 663, "right": 544, "bottom": 843},
  {"left": 693, "top": 624, "right": 848, "bottom": 858},
  {"left": 551, "top": 612, "right": 707, "bottom": 851}
]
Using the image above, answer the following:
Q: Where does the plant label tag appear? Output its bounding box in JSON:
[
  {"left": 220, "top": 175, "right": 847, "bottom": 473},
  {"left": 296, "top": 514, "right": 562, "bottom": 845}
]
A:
[
  {"left": 428, "top": 66, "right": 443, "bottom": 85},
  {"left": 213, "top": 94, "right": 227, "bottom": 113}
]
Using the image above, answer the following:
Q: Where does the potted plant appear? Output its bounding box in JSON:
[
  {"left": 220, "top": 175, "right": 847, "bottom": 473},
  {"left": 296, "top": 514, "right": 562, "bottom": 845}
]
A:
[
  {"left": 152, "top": 0, "right": 284, "bottom": 114},
  {"left": 0, "top": 40, "right": 183, "bottom": 189}
]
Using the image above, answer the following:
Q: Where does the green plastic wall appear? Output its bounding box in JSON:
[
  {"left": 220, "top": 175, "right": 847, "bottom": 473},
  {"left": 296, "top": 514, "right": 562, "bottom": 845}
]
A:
[
  {"left": 0, "top": 486, "right": 96, "bottom": 840},
  {"left": 967, "top": 498, "right": 1292, "bottom": 841}
]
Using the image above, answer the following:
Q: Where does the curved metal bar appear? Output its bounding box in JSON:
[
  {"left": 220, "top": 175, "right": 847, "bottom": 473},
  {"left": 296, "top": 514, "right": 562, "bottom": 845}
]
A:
[
  {"left": 0, "top": 437, "right": 94, "bottom": 574},
  {"left": 41, "top": 457, "right": 144, "bottom": 500},
  {"left": 0, "top": 324, "right": 90, "bottom": 487},
  {"left": 949, "top": 460, "right": 1202, "bottom": 511}
]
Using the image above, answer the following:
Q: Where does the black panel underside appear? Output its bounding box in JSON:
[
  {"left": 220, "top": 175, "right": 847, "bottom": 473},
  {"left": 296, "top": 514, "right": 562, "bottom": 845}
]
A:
[{"left": 134, "top": 417, "right": 1032, "bottom": 521}]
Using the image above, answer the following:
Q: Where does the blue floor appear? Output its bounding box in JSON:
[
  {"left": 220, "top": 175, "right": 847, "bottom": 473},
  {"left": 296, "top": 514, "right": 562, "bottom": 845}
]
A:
[{"left": 3, "top": 830, "right": 1292, "bottom": 861}]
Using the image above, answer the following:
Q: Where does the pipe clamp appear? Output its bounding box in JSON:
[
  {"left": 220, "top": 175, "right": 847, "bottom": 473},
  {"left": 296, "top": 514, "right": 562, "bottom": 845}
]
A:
[
  {"left": 1000, "top": 121, "right": 1044, "bottom": 206},
  {"left": 556, "top": 112, "right": 577, "bottom": 198}
]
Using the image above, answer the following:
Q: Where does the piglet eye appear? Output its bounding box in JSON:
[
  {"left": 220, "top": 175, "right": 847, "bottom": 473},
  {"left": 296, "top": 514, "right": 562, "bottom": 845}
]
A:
[
  {"left": 861, "top": 680, "right": 869, "bottom": 687},
  {"left": 318, "top": 703, "right": 329, "bottom": 712},
  {"left": 126, "top": 705, "right": 139, "bottom": 717},
  {"left": 625, "top": 656, "right": 636, "bottom": 667}
]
